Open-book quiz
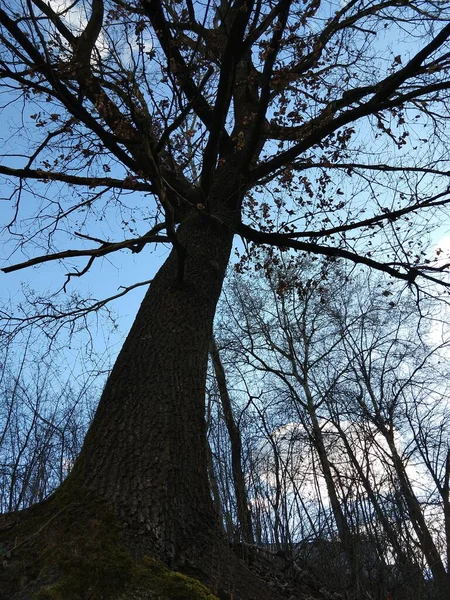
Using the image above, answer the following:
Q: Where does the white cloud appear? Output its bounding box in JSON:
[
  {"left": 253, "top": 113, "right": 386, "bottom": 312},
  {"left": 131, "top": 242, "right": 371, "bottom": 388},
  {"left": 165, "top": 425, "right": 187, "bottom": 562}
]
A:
[
  {"left": 47, "top": 0, "right": 110, "bottom": 58},
  {"left": 49, "top": 0, "right": 87, "bottom": 33}
]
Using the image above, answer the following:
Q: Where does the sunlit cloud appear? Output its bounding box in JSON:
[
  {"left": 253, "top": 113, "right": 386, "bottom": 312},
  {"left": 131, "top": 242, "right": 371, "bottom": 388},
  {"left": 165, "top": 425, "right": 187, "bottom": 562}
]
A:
[{"left": 47, "top": 0, "right": 109, "bottom": 58}]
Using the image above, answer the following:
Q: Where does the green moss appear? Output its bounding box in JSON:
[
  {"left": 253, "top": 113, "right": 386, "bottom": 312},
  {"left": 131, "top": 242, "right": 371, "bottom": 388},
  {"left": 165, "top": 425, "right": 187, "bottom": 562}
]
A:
[
  {"left": 1, "top": 487, "right": 218, "bottom": 600},
  {"left": 32, "top": 493, "right": 134, "bottom": 600},
  {"left": 33, "top": 584, "right": 63, "bottom": 600},
  {"left": 126, "top": 557, "right": 219, "bottom": 600},
  {"left": 33, "top": 553, "right": 219, "bottom": 600}
]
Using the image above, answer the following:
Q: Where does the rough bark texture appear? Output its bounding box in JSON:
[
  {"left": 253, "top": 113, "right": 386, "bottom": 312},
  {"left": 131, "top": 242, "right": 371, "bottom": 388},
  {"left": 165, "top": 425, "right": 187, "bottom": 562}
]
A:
[{"left": 66, "top": 169, "right": 241, "bottom": 568}]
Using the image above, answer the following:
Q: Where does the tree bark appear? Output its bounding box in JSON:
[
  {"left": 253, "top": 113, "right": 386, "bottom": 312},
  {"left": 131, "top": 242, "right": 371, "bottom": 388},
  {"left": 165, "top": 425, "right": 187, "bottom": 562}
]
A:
[{"left": 66, "top": 177, "right": 239, "bottom": 568}]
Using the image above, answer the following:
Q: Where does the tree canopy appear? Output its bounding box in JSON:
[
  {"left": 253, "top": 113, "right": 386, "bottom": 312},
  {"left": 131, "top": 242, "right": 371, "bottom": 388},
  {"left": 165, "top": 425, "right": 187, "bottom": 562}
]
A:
[{"left": 2, "top": 1, "right": 450, "bottom": 295}]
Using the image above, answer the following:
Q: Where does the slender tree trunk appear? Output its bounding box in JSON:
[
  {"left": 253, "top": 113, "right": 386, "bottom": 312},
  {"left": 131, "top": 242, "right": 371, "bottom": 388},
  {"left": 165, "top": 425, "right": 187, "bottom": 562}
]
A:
[
  {"left": 298, "top": 377, "right": 357, "bottom": 588},
  {"left": 331, "top": 417, "right": 411, "bottom": 567},
  {"left": 385, "top": 432, "right": 450, "bottom": 599},
  {"left": 444, "top": 450, "right": 450, "bottom": 577},
  {"left": 206, "top": 436, "right": 226, "bottom": 536},
  {"left": 66, "top": 183, "right": 238, "bottom": 567},
  {"left": 307, "top": 410, "right": 358, "bottom": 584},
  {"left": 210, "top": 337, "right": 254, "bottom": 545}
]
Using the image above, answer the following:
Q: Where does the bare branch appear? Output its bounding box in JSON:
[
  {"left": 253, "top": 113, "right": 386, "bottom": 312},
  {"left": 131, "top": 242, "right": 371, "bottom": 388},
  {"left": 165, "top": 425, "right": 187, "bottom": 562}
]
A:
[
  {"left": 2, "top": 231, "right": 169, "bottom": 274},
  {"left": 0, "top": 165, "right": 154, "bottom": 192}
]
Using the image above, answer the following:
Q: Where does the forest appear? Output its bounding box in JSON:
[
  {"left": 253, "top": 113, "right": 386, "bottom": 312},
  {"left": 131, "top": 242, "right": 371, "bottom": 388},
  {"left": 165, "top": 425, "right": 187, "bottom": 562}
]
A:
[{"left": 1, "top": 1, "right": 450, "bottom": 599}]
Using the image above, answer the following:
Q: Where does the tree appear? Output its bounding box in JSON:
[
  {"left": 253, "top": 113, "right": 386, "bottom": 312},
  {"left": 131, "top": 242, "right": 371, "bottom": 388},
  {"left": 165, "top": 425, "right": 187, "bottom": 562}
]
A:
[
  {"left": 333, "top": 287, "right": 450, "bottom": 599},
  {"left": 209, "top": 336, "right": 254, "bottom": 546},
  {"left": 215, "top": 258, "right": 450, "bottom": 598},
  {"left": 0, "top": 336, "right": 102, "bottom": 513},
  {"left": 2, "top": 1, "right": 450, "bottom": 597}
]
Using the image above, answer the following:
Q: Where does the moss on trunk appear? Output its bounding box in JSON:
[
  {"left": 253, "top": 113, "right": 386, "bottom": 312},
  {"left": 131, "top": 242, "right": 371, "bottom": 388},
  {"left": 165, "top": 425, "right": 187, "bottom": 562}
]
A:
[{"left": 0, "top": 488, "right": 218, "bottom": 600}]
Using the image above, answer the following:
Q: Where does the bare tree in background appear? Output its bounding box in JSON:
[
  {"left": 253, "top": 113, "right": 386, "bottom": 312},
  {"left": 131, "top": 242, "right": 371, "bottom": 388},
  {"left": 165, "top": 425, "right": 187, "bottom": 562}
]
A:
[
  {"left": 215, "top": 258, "right": 450, "bottom": 598},
  {"left": 0, "top": 334, "right": 106, "bottom": 511}
]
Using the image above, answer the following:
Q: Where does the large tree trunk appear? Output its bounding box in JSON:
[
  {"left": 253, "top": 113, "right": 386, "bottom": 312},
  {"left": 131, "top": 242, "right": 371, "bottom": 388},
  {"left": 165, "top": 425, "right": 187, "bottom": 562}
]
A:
[{"left": 67, "top": 185, "right": 237, "bottom": 567}]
